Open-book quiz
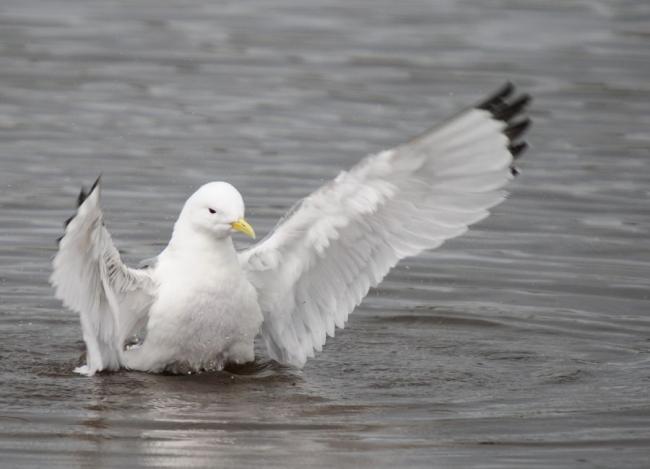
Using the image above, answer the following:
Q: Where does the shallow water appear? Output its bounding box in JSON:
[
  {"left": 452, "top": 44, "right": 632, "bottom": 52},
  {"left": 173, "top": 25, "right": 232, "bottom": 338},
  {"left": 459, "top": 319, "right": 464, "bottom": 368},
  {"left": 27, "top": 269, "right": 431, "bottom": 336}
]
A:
[{"left": 1, "top": 0, "right": 649, "bottom": 467}]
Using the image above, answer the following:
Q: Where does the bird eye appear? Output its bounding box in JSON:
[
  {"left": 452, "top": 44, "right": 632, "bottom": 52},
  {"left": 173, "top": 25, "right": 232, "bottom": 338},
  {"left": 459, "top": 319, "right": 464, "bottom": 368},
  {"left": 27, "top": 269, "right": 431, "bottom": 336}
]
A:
[{"left": 208, "top": 208, "right": 216, "bottom": 214}]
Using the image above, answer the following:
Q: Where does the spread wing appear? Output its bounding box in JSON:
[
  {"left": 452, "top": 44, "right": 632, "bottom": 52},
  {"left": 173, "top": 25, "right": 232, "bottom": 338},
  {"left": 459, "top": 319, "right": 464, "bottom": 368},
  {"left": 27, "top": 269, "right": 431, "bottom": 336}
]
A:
[
  {"left": 240, "top": 83, "right": 532, "bottom": 368},
  {"left": 50, "top": 178, "right": 157, "bottom": 375}
]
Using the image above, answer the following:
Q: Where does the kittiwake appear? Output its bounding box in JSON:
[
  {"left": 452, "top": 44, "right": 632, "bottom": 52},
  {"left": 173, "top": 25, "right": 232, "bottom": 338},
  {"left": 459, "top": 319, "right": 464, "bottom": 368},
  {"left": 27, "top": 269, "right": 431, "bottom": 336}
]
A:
[{"left": 51, "top": 83, "right": 532, "bottom": 376}]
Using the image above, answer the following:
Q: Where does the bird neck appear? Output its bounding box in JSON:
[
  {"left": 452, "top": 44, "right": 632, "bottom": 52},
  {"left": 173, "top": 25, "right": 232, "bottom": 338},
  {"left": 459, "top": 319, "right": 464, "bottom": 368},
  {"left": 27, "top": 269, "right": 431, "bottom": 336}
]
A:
[{"left": 166, "top": 223, "right": 239, "bottom": 265}]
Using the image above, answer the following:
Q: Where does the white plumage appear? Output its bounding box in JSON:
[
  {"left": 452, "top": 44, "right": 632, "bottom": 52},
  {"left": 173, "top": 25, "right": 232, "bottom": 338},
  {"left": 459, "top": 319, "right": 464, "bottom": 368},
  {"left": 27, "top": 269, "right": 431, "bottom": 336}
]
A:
[{"left": 51, "top": 83, "right": 531, "bottom": 375}]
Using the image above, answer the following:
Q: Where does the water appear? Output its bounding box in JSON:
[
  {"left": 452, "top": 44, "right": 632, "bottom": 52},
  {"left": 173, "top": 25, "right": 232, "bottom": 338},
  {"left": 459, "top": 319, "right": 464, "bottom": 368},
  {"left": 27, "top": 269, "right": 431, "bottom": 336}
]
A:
[{"left": 1, "top": 0, "right": 649, "bottom": 467}]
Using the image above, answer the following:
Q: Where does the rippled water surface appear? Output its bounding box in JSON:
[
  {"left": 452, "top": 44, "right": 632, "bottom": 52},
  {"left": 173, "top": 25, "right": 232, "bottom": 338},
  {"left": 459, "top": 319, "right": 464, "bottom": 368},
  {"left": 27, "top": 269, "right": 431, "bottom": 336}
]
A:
[{"left": 1, "top": 0, "right": 649, "bottom": 467}]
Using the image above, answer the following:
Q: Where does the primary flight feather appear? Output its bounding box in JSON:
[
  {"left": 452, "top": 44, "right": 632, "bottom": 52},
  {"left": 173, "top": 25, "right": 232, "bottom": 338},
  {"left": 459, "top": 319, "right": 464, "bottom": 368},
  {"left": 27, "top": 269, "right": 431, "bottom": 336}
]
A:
[{"left": 51, "top": 83, "right": 531, "bottom": 375}]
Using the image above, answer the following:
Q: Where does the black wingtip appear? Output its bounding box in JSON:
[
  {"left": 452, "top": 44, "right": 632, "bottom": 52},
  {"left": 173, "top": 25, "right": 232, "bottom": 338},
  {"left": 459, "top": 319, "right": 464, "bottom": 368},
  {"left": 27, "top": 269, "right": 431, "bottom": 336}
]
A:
[
  {"left": 76, "top": 175, "right": 101, "bottom": 208},
  {"left": 77, "top": 187, "right": 88, "bottom": 207},
  {"left": 60, "top": 176, "right": 103, "bottom": 244},
  {"left": 505, "top": 118, "right": 531, "bottom": 141},
  {"left": 477, "top": 83, "right": 532, "bottom": 122},
  {"left": 508, "top": 141, "right": 529, "bottom": 160},
  {"left": 90, "top": 174, "right": 101, "bottom": 193},
  {"left": 494, "top": 94, "right": 531, "bottom": 121},
  {"left": 476, "top": 82, "right": 532, "bottom": 173},
  {"left": 477, "top": 82, "right": 515, "bottom": 111}
]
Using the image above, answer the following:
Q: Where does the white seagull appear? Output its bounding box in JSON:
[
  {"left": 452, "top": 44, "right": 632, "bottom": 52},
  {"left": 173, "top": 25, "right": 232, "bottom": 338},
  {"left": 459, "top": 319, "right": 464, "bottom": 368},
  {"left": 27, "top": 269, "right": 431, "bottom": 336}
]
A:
[{"left": 51, "top": 83, "right": 531, "bottom": 376}]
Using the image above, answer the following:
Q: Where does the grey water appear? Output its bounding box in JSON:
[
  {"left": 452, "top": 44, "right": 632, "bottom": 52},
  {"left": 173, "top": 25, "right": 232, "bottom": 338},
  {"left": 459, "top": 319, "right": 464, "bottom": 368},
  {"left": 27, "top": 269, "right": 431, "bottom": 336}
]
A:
[{"left": 1, "top": 0, "right": 649, "bottom": 467}]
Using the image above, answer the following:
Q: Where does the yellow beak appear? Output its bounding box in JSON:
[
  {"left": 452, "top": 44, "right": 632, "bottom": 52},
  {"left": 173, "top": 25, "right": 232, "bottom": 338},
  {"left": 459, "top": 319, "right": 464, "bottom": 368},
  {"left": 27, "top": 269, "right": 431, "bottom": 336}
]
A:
[{"left": 230, "top": 218, "right": 256, "bottom": 239}]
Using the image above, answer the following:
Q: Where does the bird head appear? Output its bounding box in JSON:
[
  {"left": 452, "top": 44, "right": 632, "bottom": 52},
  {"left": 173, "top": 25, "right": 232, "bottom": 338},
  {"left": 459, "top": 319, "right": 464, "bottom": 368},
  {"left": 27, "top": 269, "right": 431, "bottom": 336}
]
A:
[{"left": 179, "top": 181, "right": 255, "bottom": 240}]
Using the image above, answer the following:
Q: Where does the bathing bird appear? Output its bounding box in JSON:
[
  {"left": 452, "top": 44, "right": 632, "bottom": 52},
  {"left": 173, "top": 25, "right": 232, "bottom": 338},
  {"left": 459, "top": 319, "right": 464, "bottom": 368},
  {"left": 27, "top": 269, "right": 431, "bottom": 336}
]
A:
[{"left": 51, "top": 83, "right": 531, "bottom": 375}]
